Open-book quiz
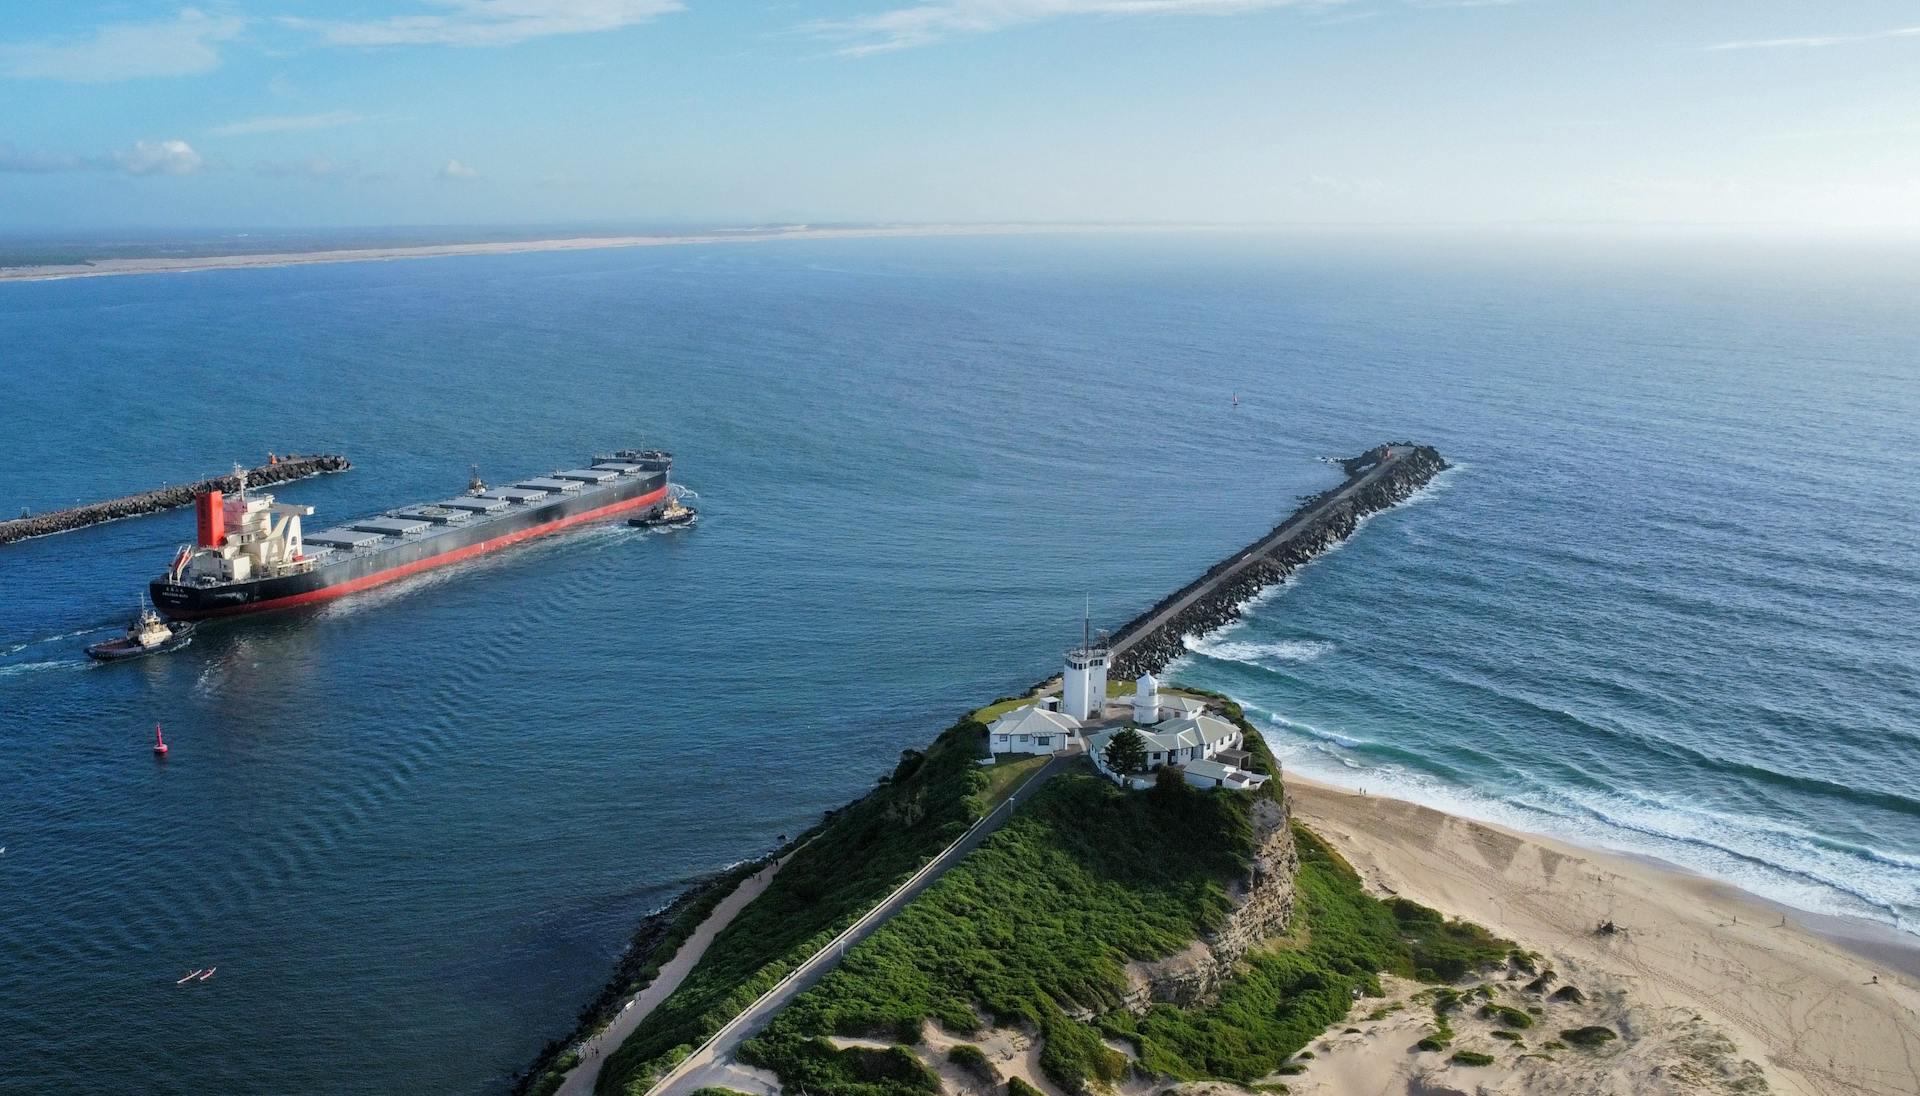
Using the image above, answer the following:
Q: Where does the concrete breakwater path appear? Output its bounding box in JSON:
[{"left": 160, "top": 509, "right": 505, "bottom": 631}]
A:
[
  {"left": 1107, "top": 442, "right": 1447, "bottom": 680},
  {"left": 0, "top": 454, "right": 349, "bottom": 546}
]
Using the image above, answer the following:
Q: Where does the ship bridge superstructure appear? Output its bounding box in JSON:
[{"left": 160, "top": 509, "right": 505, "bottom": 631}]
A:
[{"left": 170, "top": 469, "right": 315, "bottom": 586}]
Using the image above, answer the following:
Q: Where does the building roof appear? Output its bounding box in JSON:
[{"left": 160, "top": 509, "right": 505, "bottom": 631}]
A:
[
  {"left": 1183, "top": 758, "right": 1269, "bottom": 788},
  {"left": 1143, "top": 714, "right": 1237, "bottom": 752},
  {"left": 987, "top": 705, "right": 1081, "bottom": 737},
  {"left": 1158, "top": 696, "right": 1208, "bottom": 717}
]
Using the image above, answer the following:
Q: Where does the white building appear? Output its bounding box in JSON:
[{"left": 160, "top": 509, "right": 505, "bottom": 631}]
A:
[
  {"left": 1133, "top": 672, "right": 1161, "bottom": 724},
  {"left": 1086, "top": 713, "right": 1269, "bottom": 792},
  {"left": 1062, "top": 638, "right": 1110, "bottom": 721},
  {"left": 1181, "top": 758, "right": 1270, "bottom": 792},
  {"left": 987, "top": 704, "right": 1083, "bottom": 756}
]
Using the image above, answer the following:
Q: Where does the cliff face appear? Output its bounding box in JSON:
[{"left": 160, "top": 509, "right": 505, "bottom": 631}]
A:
[{"left": 1125, "top": 797, "right": 1299, "bottom": 1010}]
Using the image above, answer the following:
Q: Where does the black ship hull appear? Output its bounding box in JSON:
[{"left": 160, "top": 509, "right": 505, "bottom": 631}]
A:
[{"left": 151, "top": 471, "right": 666, "bottom": 619}]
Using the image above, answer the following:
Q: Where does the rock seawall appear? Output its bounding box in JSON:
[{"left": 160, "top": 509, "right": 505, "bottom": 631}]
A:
[
  {"left": 1126, "top": 797, "right": 1299, "bottom": 1010},
  {"left": 1109, "top": 443, "right": 1447, "bottom": 680},
  {"left": 0, "top": 454, "right": 350, "bottom": 546}
]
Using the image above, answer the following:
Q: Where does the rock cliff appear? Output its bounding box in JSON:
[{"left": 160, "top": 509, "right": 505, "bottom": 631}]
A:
[{"left": 1125, "top": 796, "right": 1299, "bottom": 1010}]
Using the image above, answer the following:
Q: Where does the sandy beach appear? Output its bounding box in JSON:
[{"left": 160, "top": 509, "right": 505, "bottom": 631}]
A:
[
  {"left": 1284, "top": 776, "right": 1920, "bottom": 1096},
  {"left": 0, "top": 223, "right": 1107, "bottom": 283}
]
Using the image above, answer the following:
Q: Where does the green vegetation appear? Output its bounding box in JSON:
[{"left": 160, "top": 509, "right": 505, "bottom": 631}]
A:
[
  {"left": 525, "top": 1050, "right": 580, "bottom": 1096},
  {"left": 598, "top": 719, "right": 1002, "bottom": 1095},
  {"left": 736, "top": 772, "right": 1506, "bottom": 1096},
  {"left": 1103, "top": 728, "right": 1150, "bottom": 774},
  {"left": 973, "top": 694, "right": 1042, "bottom": 724},
  {"left": 1479, "top": 1003, "right": 1533, "bottom": 1029},
  {"left": 1490, "top": 1030, "right": 1523, "bottom": 1043},
  {"left": 980, "top": 754, "right": 1051, "bottom": 808},
  {"left": 1549, "top": 985, "right": 1585, "bottom": 1004},
  {"left": 1560, "top": 1025, "right": 1618, "bottom": 1048},
  {"left": 688, "top": 1089, "right": 755, "bottom": 1096},
  {"left": 521, "top": 857, "right": 773, "bottom": 1096},
  {"left": 1450, "top": 1050, "right": 1496, "bottom": 1067},
  {"left": 1006, "top": 1078, "right": 1045, "bottom": 1096},
  {"left": 741, "top": 771, "right": 1247, "bottom": 1094},
  {"left": 946, "top": 1044, "right": 997, "bottom": 1086}
]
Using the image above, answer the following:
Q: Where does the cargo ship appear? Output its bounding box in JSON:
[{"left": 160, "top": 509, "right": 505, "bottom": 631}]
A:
[{"left": 149, "top": 450, "right": 672, "bottom": 619}]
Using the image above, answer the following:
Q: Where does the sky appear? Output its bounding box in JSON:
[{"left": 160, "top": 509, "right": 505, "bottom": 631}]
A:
[{"left": 1, "top": 1, "right": 1917, "bottom": 231}]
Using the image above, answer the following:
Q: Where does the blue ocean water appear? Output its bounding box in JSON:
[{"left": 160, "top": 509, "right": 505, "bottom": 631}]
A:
[{"left": 0, "top": 232, "right": 1916, "bottom": 1093}]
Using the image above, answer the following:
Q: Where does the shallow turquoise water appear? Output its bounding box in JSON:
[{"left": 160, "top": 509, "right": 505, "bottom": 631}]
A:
[{"left": 1, "top": 232, "right": 1915, "bottom": 1092}]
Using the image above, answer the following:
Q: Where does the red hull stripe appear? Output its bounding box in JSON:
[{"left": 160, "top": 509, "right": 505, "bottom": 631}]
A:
[{"left": 182, "top": 485, "right": 666, "bottom": 618}]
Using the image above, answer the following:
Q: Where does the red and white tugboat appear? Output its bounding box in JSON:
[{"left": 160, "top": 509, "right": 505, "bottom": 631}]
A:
[{"left": 86, "top": 602, "right": 195, "bottom": 661}]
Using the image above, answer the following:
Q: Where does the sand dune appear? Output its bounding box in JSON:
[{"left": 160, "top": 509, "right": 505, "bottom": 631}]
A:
[{"left": 1286, "top": 777, "right": 1920, "bottom": 1096}]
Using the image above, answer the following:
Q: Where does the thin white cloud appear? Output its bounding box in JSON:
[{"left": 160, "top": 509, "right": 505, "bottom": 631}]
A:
[
  {"left": 113, "top": 139, "right": 205, "bottom": 175},
  {"left": 1708, "top": 24, "right": 1920, "bottom": 51},
  {"left": 256, "top": 156, "right": 363, "bottom": 180},
  {"left": 209, "top": 111, "right": 367, "bottom": 138},
  {"left": 438, "top": 158, "right": 479, "bottom": 180},
  {"left": 809, "top": 0, "right": 1340, "bottom": 56},
  {"left": 0, "top": 139, "right": 205, "bottom": 175},
  {"left": 0, "top": 146, "right": 91, "bottom": 173},
  {"left": 286, "top": 0, "right": 682, "bottom": 48},
  {"left": 0, "top": 9, "right": 243, "bottom": 83}
]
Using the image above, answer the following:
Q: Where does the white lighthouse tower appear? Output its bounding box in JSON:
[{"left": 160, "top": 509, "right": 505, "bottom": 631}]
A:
[
  {"left": 1062, "top": 611, "right": 1110, "bottom": 722},
  {"left": 1133, "top": 671, "right": 1161, "bottom": 725}
]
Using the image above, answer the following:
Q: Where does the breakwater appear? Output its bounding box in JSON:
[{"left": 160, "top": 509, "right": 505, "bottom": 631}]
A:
[
  {"left": 1107, "top": 442, "right": 1447, "bottom": 680},
  {"left": 0, "top": 454, "right": 349, "bottom": 546}
]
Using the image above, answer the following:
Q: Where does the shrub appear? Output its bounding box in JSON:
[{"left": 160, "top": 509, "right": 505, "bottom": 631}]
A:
[
  {"left": 1479, "top": 1004, "right": 1533, "bottom": 1029},
  {"left": 947, "top": 1045, "right": 996, "bottom": 1086},
  {"left": 1450, "top": 1051, "right": 1495, "bottom": 1066},
  {"left": 1415, "top": 1036, "right": 1448, "bottom": 1052},
  {"left": 1549, "top": 985, "right": 1585, "bottom": 1004},
  {"left": 1490, "top": 1030, "right": 1522, "bottom": 1043},
  {"left": 1007, "top": 1078, "right": 1046, "bottom": 1096},
  {"left": 1560, "top": 1026, "right": 1617, "bottom": 1048}
]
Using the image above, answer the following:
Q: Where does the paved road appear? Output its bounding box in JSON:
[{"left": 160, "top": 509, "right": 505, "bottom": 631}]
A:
[
  {"left": 557, "top": 855, "right": 793, "bottom": 1096},
  {"left": 1107, "top": 445, "right": 1413, "bottom": 660},
  {"left": 648, "top": 753, "right": 1073, "bottom": 1096}
]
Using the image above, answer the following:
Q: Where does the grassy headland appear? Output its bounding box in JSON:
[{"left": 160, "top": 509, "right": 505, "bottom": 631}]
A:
[
  {"left": 593, "top": 717, "right": 1019, "bottom": 1095},
  {"left": 733, "top": 699, "right": 1507, "bottom": 1096}
]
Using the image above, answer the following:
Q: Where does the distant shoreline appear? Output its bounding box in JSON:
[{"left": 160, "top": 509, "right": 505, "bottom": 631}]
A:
[{"left": 0, "top": 223, "right": 1102, "bottom": 283}]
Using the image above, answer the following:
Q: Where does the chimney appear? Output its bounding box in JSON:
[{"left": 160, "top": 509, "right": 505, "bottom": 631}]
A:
[{"left": 196, "top": 490, "right": 225, "bottom": 547}]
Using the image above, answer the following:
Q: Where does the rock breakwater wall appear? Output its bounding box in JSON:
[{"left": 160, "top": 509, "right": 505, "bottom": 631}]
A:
[
  {"left": 0, "top": 454, "right": 350, "bottom": 546},
  {"left": 1109, "top": 443, "right": 1447, "bottom": 680}
]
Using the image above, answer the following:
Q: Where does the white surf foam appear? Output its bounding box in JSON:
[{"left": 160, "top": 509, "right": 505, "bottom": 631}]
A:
[{"left": 1184, "top": 635, "right": 1334, "bottom": 665}]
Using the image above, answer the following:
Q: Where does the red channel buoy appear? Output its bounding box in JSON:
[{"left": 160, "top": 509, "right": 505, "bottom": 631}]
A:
[{"left": 153, "top": 724, "right": 169, "bottom": 757}]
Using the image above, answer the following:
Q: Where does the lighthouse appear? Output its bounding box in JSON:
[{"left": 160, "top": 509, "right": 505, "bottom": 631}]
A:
[
  {"left": 1062, "top": 615, "right": 1110, "bottom": 722},
  {"left": 1133, "top": 672, "right": 1161, "bottom": 725}
]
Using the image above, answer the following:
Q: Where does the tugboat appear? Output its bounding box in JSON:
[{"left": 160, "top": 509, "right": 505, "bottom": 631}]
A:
[
  {"left": 628, "top": 485, "right": 697, "bottom": 529},
  {"left": 87, "top": 602, "right": 196, "bottom": 661}
]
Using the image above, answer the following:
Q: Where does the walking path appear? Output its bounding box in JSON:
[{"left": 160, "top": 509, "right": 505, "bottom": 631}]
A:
[
  {"left": 555, "top": 855, "right": 792, "bottom": 1096},
  {"left": 648, "top": 754, "right": 1071, "bottom": 1096}
]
